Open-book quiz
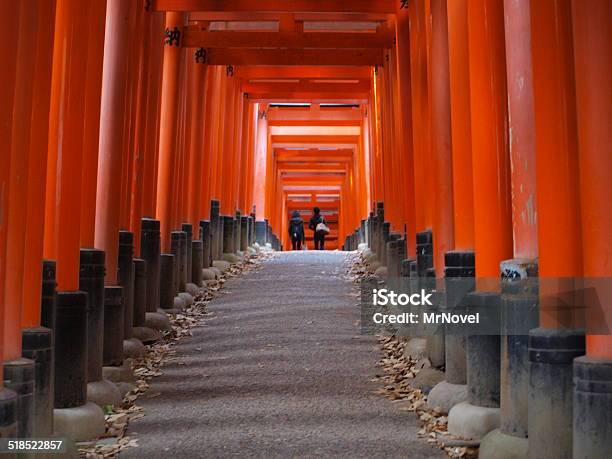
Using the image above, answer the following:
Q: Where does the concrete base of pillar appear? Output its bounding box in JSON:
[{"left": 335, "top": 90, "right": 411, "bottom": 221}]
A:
[
  {"left": 173, "top": 296, "right": 186, "bottom": 311},
  {"left": 479, "top": 428, "right": 528, "bottom": 459},
  {"left": 369, "top": 261, "right": 381, "bottom": 273},
  {"left": 427, "top": 381, "right": 467, "bottom": 414},
  {"left": 178, "top": 292, "right": 194, "bottom": 306},
  {"left": 185, "top": 283, "right": 202, "bottom": 297},
  {"left": 115, "top": 382, "right": 135, "bottom": 398},
  {"left": 246, "top": 246, "right": 256, "bottom": 255},
  {"left": 427, "top": 335, "right": 446, "bottom": 368},
  {"left": 3, "top": 357, "right": 35, "bottom": 437},
  {"left": 358, "top": 243, "right": 368, "bottom": 252},
  {"left": 145, "top": 311, "right": 171, "bottom": 331},
  {"left": 212, "top": 260, "right": 231, "bottom": 272},
  {"left": 53, "top": 402, "right": 105, "bottom": 441},
  {"left": 404, "top": 338, "right": 427, "bottom": 360},
  {"left": 103, "top": 359, "right": 135, "bottom": 384},
  {"left": 202, "top": 268, "right": 217, "bottom": 280},
  {"left": 223, "top": 252, "right": 240, "bottom": 263},
  {"left": 448, "top": 401, "right": 500, "bottom": 440},
  {"left": 133, "top": 326, "right": 161, "bottom": 344},
  {"left": 374, "top": 266, "right": 388, "bottom": 278},
  {"left": 123, "top": 337, "right": 145, "bottom": 359},
  {"left": 411, "top": 368, "right": 445, "bottom": 393},
  {"left": 364, "top": 251, "right": 377, "bottom": 263},
  {"left": 87, "top": 379, "right": 122, "bottom": 407}
]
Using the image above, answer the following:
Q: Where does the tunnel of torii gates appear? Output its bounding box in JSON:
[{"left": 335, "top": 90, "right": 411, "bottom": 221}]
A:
[{"left": 0, "top": 0, "right": 611, "bottom": 457}]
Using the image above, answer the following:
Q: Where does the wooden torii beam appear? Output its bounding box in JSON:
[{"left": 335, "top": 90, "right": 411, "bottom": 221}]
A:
[
  {"left": 182, "top": 28, "right": 394, "bottom": 49},
  {"left": 199, "top": 48, "right": 383, "bottom": 66},
  {"left": 238, "top": 66, "right": 372, "bottom": 79},
  {"left": 242, "top": 80, "right": 371, "bottom": 94},
  {"left": 152, "top": 0, "right": 396, "bottom": 14}
]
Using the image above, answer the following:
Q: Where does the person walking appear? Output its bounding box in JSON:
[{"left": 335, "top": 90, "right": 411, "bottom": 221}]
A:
[
  {"left": 308, "top": 207, "right": 328, "bottom": 250},
  {"left": 288, "top": 210, "right": 305, "bottom": 250}
]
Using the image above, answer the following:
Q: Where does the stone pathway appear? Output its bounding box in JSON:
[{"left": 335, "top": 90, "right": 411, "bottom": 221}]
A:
[{"left": 122, "top": 251, "right": 442, "bottom": 458}]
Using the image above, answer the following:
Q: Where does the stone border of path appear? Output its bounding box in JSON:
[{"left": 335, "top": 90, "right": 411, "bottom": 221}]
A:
[
  {"left": 76, "top": 251, "right": 274, "bottom": 458},
  {"left": 345, "top": 252, "right": 479, "bottom": 459}
]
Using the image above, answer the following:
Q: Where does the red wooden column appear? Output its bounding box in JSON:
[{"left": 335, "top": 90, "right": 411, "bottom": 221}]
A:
[
  {"left": 408, "top": 0, "right": 434, "bottom": 234},
  {"left": 394, "top": 4, "right": 416, "bottom": 257},
  {"left": 529, "top": 1, "right": 583, "bottom": 457},
  {"left": 447, "top": 0, "right": 475, "bottom": 252},
  {"left": 140, "top": 12, "right": 165, "bottom": 221},
  {"left": 44, "top": 0, "right": 91, "bottom": 291},
  {"left": 95, "top": 0, "right": 136, "bottom": 284},
  {"left": 571, "top": 2, "right": 612, "bottom": 456},
  {"left": 156, "top": 12, "right": 185, "bottom": 252},
  {"left": 80, "top": 0, "right": 108, "bottom": 249},
  {"left": 0, "top": 2, "right": 21, "bottom": 366},
  {"left": 21, "top": 1, "right": 58, "bottom": 330},
  {"left": 199, "top": 67, "right": 216, "bottom": 220},
  {"left": 448, "top": 0, "right": 511, "bottom": 442},
  {"left": 430, "top": 0, "right": 455, "bottom": 277},
  {"left": 186, "top": 53, "right": 207, "bottom": 228},
  {"left": 253, "top": 103, "right": 269, "bottom": 221}
]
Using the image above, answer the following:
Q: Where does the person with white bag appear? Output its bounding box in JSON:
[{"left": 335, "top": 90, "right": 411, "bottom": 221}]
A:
[{"left": 308, "top": 207, "right": 329, "bottom": 250}]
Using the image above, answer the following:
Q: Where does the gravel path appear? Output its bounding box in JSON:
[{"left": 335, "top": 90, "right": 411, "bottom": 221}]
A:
[{"left": 122, "top": 251, "right": 442, "bottom": 459}]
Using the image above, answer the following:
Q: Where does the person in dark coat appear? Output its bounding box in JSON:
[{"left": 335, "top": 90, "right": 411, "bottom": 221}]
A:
[
  {"left": 288, "top": 210, "right": 305, "bottom": 250},
  {"left": 308, "top": 207, "right": 326, "bottom": 250}
]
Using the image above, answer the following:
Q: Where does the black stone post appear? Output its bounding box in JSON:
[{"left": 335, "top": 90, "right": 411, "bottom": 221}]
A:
[
  {"left": 234, "top": 211, "right": 241, "bottom": 253},
  {"left": 240, "top": 216, "right": 249, "bottom": 252},
  {"left": 199, "top": 220, "right": 212, "bottom": 269},
  {"left": 0, "top": 387, "right": 17, "bottom": 437},
  {"left": 41, "top": 260, "right": 57, "bottom": 331},
  {"left": 170, "top": 232, "right": 181, "bottom": 295},
  {"left": 159, "top": 254, "right": 175, "bottom": 310},
  {"left": 22, "top": 329, "right": 53, "bottom": 436},
  {"left": 191, "top": 240, "right": 203, "bottom": 286},
  {"left": 573, "top": 356, "right": 612, "bottom": 458},
  {"left": 118, "top": 231, "right": 135, "bottom": 341},
  {"left": 178, "top": 231, "right": 187, "bottom": 292},
  {"left": 528, "top": 328, "right": 584, "bottom": 458},
  {"left": 78, "top": 249, "right": 105, "bottom": 383},
  {"left": 140, "top": 218, "right": 160, "bottom": 313},
  {"left": 132, "top": 259, "right": 146, "bottom": 327},
  {"left": 181, "top": 223, "right": 193, "bottom": 284},
  {"left": 54, "top": 291, "right": 88, "bottom": 409},
  {"left": 102, "top": 286, "right": 124, "bottom": 367},
  {"left": 210, "top": 200, "right": 221, "bottom": 261},
  {"left": 223, "top": 216, "right": 235, "bottom": 254},
  {"left": 3, "top": 358, "right": 35, "bottom": 438},
  {"left": 255, "top": 220, "right": 267, "bottom": 245}
]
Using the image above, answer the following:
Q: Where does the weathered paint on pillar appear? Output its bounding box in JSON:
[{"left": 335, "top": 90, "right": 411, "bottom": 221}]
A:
[
  {"left": 468, "top": 0, "right": 513, "bottom": 283},
  {"left": 504, "top": 0, "right": 538, "bottom": 259}
]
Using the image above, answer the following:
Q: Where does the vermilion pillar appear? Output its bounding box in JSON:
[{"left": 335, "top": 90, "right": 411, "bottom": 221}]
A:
[
  {"left": 0, "top": 1, "right": 20, "bottom": 367},
  {"left": 430, "top": 0, "right": 455, "bottom": 277},
  {"left": 529, "top": 2, "right": 584, "bottom": 457},
  {"left": 186, "top": 54, "right": 207, "bottom": 227},
  {"left": 467, "top": 0, "right": 512, "bottom": 282},
  {"left": 4, "top": 3, "right": 40, "bottom": 358},
  {"left": 80, "top": 0, "right": 108, "bottom": 248},
  {"left": 141, "top": 12, "right": 165, "bottom": 220},
  {"left": 95, "top": 0, "right": 135, "bottom": 285},
  {"left": 44, "top": 0, "right": 91, "bottom": 291},
  {"left": 571, "top": 2, "right": 612, "bottom": 456},
  {"left": 253, "top": 103, "right": 269, "bottom": 221},
  {"left": 394, "top": 5, "right": 416, "bottom": 257},
  {"left": 21, "top": 0, "right": 57, "bottom": 329},
  {"left": 156, "top": 12, "right": 185, "bottom": 251},
  {"left": 447, "top": 0, "right": 474, "bottom": 251}
]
